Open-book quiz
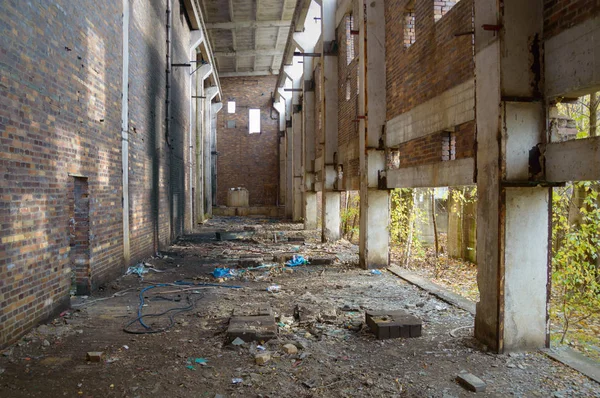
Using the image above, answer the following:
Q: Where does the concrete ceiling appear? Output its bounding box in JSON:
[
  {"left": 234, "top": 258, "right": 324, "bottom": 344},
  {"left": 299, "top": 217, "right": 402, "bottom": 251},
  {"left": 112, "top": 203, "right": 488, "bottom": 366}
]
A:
[{"left": 197, "top": 0, "right": 297, "bottom": 77}]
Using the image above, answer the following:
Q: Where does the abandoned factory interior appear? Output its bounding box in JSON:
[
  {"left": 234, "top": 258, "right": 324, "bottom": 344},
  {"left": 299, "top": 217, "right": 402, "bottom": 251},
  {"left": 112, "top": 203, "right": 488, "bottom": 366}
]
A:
[{"left": 2, "top": 0, "right": 600, "bottom": 396}]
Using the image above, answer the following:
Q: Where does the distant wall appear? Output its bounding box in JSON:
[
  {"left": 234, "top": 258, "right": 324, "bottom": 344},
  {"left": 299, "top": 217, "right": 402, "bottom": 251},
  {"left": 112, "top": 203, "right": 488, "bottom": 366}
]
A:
[{"left": 216, "top": 76, "right": 280, "bottom": 206}]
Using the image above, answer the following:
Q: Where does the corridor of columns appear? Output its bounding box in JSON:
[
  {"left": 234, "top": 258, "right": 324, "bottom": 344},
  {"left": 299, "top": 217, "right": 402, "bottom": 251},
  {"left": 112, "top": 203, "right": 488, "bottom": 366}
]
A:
[{"left": 1, "top": 0, "right": 600, "bottom": 396}]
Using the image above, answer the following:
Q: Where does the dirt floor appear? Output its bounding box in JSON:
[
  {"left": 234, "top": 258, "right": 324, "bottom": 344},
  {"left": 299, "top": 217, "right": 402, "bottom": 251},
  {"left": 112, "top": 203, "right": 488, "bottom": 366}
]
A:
[{"left": 1, "top": 217, "right": 599, "bottom": 397}]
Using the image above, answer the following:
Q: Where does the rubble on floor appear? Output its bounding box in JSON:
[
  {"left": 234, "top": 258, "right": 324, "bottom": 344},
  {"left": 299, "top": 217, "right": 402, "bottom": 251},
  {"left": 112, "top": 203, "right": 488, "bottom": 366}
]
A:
[{"left": 0, "top": 217, "right": 598, "bottom": 397}]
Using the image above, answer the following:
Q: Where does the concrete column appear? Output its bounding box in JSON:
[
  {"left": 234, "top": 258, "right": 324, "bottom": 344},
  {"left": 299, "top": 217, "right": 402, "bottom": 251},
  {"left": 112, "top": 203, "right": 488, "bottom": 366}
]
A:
[
  {"left": 285, "top": 125, "right": 293, "bottom": 219},
  {"left": 292, "top": 111, "right": 303, "bottom": 221},
  {"left": 303, "top": 87, "right": 318, "bottom": 229},
  {"left": 320, "top": 0, "right": 340, "bottom": 242},
  {"left": 357, "top": 0, "right": 390, "bottom": 269},
  {"left": 194, "top": 64, "right": 211, "bottom": 224},
  {"left": 475, "top": 0, "right": 549, "bottom": 353},
  {"left": 210, "top": 102, "right": 222, "bottom": 207},
  {"left": 203, "top": 86, "right": 219, "bottom": 218},
  {"left": 121, "top": 0, "right": 130, "bottom": 264}
]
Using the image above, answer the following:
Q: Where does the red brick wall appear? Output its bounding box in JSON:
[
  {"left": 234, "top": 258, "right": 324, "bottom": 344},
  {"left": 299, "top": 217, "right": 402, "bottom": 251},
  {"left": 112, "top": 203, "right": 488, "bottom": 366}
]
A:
[
  {"left": 216, "top": 76, "right": 279, "bottom": 206},
  {"left": 337, "top": 14, "right": 360, "bottom": 181},
  {"left": 386, "top": 0, "right": 474, "bottom": 119},
  {"left": 396, "top": 121, "right": 475, "bottom": 168},
  {"left": 543, "top": 0, "right": 600, "bottom": 39},
  {"left": 0, "top": 0, "right": 193, "bottom": 347}
]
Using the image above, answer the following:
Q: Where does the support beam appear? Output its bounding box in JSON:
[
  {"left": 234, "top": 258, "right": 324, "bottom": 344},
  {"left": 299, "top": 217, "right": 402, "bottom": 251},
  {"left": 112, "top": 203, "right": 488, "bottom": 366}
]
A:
[
  {"left": 545, "top": 136, "right": 600, "bottom": 182},
  {"left": 320, "top": 0, "right": 340, "bottom": 242},
  {"left": 386, "top": 158, "right": 475, "bottom": 189},
  {"left": 359, "top": 0, "right": 390, "bottom": 269},
  {"left": 205, "top": 20, "right": 291, "bottom": 29},
  {"left": 203, "top": 86, "right": 219, "bottom": 219},
  {"left": 214, "top": 49, "right": 282, "bottom": 57},
  {"left": 475, "top": 0, "right": 548, "bottom": 353},
  {"left": 293, "top": 111, "right": 303, "bottom": 221},
  {"left": 219, "top": 71, "right": 275, "bottom": 77}
]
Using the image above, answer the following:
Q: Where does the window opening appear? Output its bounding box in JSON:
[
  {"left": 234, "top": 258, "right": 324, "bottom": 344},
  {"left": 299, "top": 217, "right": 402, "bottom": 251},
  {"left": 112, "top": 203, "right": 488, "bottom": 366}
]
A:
[{"left": 249, "top": 109, "right": 260, "bottom": 134}]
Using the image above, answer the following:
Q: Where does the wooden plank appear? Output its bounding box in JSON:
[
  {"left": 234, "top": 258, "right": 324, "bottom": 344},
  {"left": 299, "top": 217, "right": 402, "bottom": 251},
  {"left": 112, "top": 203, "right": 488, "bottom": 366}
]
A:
[{"left": 386, "top": 158, "right": 475, "bottom": 189}]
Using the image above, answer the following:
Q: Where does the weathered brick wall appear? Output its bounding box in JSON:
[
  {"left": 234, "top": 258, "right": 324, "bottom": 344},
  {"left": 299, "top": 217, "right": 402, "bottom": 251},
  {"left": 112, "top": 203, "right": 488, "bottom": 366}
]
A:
[
  {"left": 386, "top": 0, "right": 473, "bottom": 119},
  {"left": 543, "top": 0, "right": 600, "bottom": 39},
  {"left": 385, "top": 0, "right": 475, "bottom": 169},
  {"left": 337, "top": 14, "right": 360, "bottom": 188},
  {"left": 0, "top": 0, "right": 193, "bottom": 347},
  {"left": 396, "top": 121, "right": 475, "bottom": 167},
  {"left": 0, "top": 0, "right": 123, "bottom": 346},
  {"left": 216, "top": 76, "right": 279, "bottom": 206}
]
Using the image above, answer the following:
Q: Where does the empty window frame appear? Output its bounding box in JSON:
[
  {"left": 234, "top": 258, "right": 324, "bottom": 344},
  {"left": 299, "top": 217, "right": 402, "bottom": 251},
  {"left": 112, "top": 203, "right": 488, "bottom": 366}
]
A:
[
  {"left": 404, "top": 5, "right": 416, "bottom": 48},
  {"left": 227, "top": 101, "right": 236, "bottom": 113},
  {"left": 346, "top": 15, "right": 355, "bottom": 65},
  {"left": 434, "top": 1, "right": 459, "bottom": 22},
  {"left": 249, "top": 109, "right": 260, "bottom": 134}
]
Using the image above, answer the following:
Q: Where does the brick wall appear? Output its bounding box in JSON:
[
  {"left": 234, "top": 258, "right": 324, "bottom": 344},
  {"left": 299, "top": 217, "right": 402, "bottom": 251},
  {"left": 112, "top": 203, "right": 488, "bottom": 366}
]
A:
[
  {"left": 0, "top": 0, "right": 194, "bottom": 347},
  {"left": 216, "top": 76, "right": 279, "bottom": 206},
  {"left": 385, "top": 0, "right": 475, "bottom": 170},
  {"left": 396, "top": 121, "right": 475, "bottom": 168},
  {"left": 543, "top": 0, "right": 600, "bottom": 39},
  {"left": 337, "top": 14, "right": 360, "bottom": 187},
  {"left": 386, "top": 0, "right": 473, "bottom": 119}
]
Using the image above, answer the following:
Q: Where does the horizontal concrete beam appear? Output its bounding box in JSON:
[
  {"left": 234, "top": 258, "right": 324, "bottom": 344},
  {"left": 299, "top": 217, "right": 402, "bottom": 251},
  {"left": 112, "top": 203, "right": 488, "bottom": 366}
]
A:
[
  {"left": 386, "top": 158, "right": 475, "bottom": 188},
  {"left": 219, "top": 71, "right": 276, "bottom": 77},
  {"left": 545, "top": 136, "right": 600, "bottom": 182},
  {"left": 205, "top": 20, "right": 291, "bottom": 29},
  {"left": 214, "top": 49, "right": 282, "bottom": 57},
  {"left": 386, "top": 79, "right": 475, "bottom": 148}
]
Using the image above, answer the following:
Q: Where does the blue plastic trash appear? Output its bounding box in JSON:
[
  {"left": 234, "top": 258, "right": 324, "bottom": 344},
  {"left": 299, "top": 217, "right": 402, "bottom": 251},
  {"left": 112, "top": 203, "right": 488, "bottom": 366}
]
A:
[
  {"left": 212, "top": 267, "right": 232, "bottom": 278},
  {"left": 370, "top": 269, "right": 382, "bottom": 275},
  {"left": 285, "top": 255, "right": 308, "bottom": 267}
]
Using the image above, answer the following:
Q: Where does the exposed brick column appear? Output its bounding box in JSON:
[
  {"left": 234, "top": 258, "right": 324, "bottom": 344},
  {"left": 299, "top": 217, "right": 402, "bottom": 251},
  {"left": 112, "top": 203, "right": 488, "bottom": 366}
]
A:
[{"left": 475, "top": 0, "right": 549, "bottom": 352}]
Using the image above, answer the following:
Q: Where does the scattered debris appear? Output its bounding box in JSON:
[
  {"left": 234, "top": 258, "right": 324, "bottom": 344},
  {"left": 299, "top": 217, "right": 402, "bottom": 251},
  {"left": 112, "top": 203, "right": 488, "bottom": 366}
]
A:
[
  {"left": 370, "top": 269, "right": 383, "bottom": 275},
  {"left": 456, "top": 371, "right": 487, "bottom": 392},
  {"left": 266, "top": 285, "right": 281, "bottom": 293},
  {"left": 231, "top": 337, "right": 246, "bottom": 346},
  {"left": 232, "top": 378, "right": 243, "bottom": 384}
]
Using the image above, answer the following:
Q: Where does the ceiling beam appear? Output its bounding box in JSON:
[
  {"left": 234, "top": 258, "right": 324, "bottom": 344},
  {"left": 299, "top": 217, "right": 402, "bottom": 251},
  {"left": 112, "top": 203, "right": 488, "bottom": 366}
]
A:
[
  {"left": 280, "top": 0, "right": 288, "bottom": 20},
  {"left": 219, "top": 71, "right": 276, "bottom": 77},
  {"left": 205, "top": 20, "right": 291, "bottom": 29},
  {"left": 215, "top": 49, "right": 282, "bottom": 57}
]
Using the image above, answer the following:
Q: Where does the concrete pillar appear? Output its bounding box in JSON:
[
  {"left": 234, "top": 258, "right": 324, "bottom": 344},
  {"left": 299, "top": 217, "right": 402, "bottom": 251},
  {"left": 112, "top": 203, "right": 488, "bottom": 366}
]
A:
[
  {"left": 204, "top": 86, "right": 219, "bottom": 218},
  {"left": 357, "top": 0, "right": 390, "bottom": 269},
  {"left": 210, "top": 102, "right": 222, "bottom": 207},
  {"left": 475, "top": 0, "right": 549, "bottom": 353},
  {"left": 292, "top": 111, "right": 303, "bottom": 221},
  {"left": 320, "top": 0, "right": 340, "bottom": 242},
  {"left": 285, "top": 125, "right": 293, "bottom": 219},
  {"left": 303, "top": 86, "right": 318, "bottom": 229},
  {"left": 195, "top": 64, "right": 211, "bottom": 224}
]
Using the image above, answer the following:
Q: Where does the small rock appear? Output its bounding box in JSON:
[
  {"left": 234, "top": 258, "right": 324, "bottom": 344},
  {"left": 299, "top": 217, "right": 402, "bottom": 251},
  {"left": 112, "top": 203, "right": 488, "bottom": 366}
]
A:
[
  {"left": 282, "top": 343, "right": 298, "bottom": 355},
  {"left": 42, "top": 340, "right": 50, "bottom": 347},
  {"left": 456, "top": 371, "right": 486, "bottom": 392},
  {"left": 416, "top": 302, "right": 425, "bottom": 308},
  {"left": 231, "top": 337, "right": 246, "bottom": 346},
  {"left": 507, "top": 363, "right": 516, "bottom": 368},
  {"left": 255, "top": 352, "right": 271, "bottom": 366}
]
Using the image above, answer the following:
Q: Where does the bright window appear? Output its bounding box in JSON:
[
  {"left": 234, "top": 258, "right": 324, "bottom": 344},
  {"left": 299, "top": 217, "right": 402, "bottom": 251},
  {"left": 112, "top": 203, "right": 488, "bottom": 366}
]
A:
[
  {"left": 249, "top": 109, "right": 260, "bottom": 134},
  {"left": 227, "top": 101, "right": 236, "bottom": 113}
]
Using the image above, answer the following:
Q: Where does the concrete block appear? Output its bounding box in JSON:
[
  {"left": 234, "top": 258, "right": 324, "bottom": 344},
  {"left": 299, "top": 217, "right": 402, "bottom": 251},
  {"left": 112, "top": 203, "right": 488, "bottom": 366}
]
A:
[
  {"left": 86, "top": 352, "right": 105, "bottom": 362},
  {"left": 456, "top": 371, "right": 486, "bottom": 392},
  {"left": 309, "top": 256, "right": 335, "bottom": 265},
  {"left": 226, "top": 315, "right": 278, "bottom": 343},
  {"left": 255, "top": 352, "right": 271, "bottom": 365},
  {"left": 365, "top": 310, "right": 422, "bottom": 339},
  {"left": 282, "top": 343, "right": 298, "bottom": 354}
]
